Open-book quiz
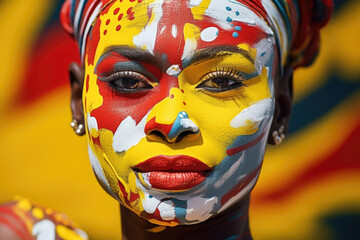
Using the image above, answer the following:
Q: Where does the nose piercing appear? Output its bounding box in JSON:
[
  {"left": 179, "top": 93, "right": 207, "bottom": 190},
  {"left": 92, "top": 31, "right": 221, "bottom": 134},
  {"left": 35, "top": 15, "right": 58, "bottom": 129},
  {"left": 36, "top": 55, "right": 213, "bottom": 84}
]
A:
[{"left": 272, "top": 125, "right": 285, "bottom": 145}]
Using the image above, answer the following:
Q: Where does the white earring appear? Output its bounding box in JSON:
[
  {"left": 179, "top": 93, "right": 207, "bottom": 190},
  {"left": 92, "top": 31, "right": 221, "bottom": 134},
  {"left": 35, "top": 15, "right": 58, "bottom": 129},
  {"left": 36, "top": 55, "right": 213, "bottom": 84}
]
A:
[
  {"left": 272, "top": 125, "right": 285, "bottom": 145},
  {"left": 71, "top": 119, "right": 84, "bottom": 136}
]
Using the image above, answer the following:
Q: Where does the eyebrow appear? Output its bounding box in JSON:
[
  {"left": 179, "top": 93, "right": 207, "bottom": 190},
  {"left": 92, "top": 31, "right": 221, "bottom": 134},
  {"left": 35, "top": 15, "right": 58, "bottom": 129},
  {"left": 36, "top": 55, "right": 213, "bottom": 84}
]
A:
[
  {"left": 185, "top": 45, "right": 255, "bottom": 67},
  {"left": 102, "top": 46, "right": 163, "bottom": 70}
]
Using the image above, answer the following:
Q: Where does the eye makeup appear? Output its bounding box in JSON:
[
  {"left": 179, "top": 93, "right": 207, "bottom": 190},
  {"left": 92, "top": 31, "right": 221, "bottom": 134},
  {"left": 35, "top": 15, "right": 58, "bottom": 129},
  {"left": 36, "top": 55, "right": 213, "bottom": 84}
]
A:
[{"left": 95, "top": 51, "right": 162, "bottom": 83}]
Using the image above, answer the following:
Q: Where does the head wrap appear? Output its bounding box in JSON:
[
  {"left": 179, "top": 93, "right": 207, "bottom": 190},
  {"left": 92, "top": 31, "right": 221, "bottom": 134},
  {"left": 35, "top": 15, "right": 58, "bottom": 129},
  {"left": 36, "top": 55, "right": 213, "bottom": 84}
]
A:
[{"left": 61, "top": 0, "right": 333, "bottom": 69}]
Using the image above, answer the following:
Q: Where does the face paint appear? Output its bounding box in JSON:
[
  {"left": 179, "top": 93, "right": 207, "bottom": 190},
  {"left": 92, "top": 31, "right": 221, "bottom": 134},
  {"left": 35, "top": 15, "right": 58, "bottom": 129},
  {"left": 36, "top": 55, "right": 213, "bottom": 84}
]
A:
[{"left": 83, "top": 0, "right": 277, "bottom": 226}]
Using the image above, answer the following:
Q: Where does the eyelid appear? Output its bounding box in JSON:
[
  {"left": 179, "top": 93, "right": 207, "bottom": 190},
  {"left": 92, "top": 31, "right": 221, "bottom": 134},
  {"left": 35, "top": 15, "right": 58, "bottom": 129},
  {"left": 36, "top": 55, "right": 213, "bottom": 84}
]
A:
[
  {"left": 99, "top": 70, "right": 157, "bottom": 87},
  {"left": 200, "top": 68, "right": 247, "bottom": 83}
]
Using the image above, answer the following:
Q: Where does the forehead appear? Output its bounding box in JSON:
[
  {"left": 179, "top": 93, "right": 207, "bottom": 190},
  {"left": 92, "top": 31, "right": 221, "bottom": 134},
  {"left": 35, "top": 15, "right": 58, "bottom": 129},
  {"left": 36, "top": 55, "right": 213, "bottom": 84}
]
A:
[{"left": 86, "top": 0, "right": 274, "bottom": 65}]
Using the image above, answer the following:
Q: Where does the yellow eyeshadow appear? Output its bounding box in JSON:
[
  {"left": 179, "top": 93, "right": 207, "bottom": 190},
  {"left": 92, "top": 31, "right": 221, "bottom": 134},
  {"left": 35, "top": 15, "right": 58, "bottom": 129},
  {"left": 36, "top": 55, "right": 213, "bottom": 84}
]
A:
[{"left": 182, "top": 53, "right": 256, "bottom": 86}]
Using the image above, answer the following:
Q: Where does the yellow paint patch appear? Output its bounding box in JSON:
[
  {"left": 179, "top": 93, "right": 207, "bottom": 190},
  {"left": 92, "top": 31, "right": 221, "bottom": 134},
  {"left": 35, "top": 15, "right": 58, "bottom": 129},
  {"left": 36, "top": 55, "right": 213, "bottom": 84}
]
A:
[
  {"left": 183, "top": 23, "right": 201, "bottom": 41},
  {"left": 92, "top": 1, "right": 151, "bottom": 63},
  {"left": 147, "top": 226, "right": 167, "bottom": 233},
  {"left": 16, "top": 198, "right": 31, "bottom": 211},
  {"left": 84, "top": 65, "right": 103, "bottom": 114},
  {"left": 56, "top": 225, "right": 86, "bottom": 240},
  {"left": 190, "top": 0, "right": 212, "bottom": 20},
  {"left": 32, "top": 207, "right": 44, "bottom": 219},
  {"left": 148, "top": 218, "right": 178, "bottom": 227},
  {"left": 147, "top": 88, "right": 186, "bottom": 125}
]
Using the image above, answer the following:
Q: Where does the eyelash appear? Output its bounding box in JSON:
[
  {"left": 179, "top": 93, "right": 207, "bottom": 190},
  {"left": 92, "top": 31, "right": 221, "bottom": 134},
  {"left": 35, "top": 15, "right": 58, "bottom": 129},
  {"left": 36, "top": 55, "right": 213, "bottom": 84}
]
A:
[
  {"left": 100, "top": 71, "right": 154, "bottom": 93},
  {"left": 196, "top": 67, "right": 247, "bottom": 93}
]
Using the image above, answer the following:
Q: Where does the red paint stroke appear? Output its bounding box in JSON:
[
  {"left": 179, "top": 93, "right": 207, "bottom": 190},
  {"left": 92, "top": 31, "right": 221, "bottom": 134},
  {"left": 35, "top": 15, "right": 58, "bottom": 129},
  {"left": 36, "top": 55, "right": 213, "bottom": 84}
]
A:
[
  {"left": 145, "top": 208, "right": 180, "bottom": 225},
  {"left": 145, "top": 117, "right": 173, "bottom": 136},
  {"left": 221, "top": 164, "right": 262, "bottom": 205},
  {"left": 118, "top": 180, "right": 139, "bottom": 206},
  {"left": 226, "top": 131, "right": 267, "bottom": 156},
  {"left": 253, "top": 115, "right": 360, "bottom": 204},
  {"left": 0, "top": 207, "right": 31, "bottom": 240}
]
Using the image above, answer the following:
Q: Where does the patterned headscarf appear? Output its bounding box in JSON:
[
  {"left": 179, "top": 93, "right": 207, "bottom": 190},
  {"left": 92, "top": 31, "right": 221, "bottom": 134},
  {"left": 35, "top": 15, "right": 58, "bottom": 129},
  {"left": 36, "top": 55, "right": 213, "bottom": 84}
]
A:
[{"left": 61, "top": 0, "right": 333, "bottom": 69}]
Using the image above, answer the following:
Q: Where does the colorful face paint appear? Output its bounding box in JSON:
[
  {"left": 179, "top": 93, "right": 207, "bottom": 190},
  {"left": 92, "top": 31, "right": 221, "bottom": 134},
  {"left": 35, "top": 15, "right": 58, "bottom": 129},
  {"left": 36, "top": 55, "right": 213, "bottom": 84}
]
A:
[{"left": 79, "top": 0, "right": 277, "bottom": 226}]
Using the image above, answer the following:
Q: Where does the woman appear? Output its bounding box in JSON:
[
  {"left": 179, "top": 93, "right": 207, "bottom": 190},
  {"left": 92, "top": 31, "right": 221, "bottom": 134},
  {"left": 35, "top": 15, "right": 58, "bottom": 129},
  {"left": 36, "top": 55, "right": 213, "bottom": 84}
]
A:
[{"left": 0, "top": 0, "right": 333, "bottom": 239}]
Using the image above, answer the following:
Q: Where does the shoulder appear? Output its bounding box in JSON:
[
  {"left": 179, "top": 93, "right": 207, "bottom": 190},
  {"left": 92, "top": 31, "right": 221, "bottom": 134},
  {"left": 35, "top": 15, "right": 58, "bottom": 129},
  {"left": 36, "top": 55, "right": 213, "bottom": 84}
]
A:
[{"left": 0, "top": 197, "right": 88, "bottom": 240}]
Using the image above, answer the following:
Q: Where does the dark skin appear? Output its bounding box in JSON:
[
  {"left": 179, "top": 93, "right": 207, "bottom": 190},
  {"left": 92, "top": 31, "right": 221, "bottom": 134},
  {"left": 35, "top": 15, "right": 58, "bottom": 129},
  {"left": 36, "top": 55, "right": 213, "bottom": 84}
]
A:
[{"left": 68, "top": 59, "right": 293, "bottom": 239}]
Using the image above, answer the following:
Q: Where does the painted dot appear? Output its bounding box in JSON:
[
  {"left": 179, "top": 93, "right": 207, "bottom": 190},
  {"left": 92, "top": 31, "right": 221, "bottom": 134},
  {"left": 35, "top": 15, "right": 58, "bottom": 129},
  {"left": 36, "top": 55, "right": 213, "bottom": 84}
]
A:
[
  {"left": 235, "top": 26, "right": 241, "bottom": 31},
  {"left": 129, "top": 12, "right": 135, "bottom": 20},
  {"left": 106, "top": 19, "right": 110, "bottom": 25},
  {"left": 200, "top": 27, "right": 219, "bottom": 42},
  {"left": 103, "top": 29, "right": 107, "bottom": 35},
  {"left": 226, "top": 17, "right": 232, "bottom": 22},
  {"left": 236, "top": 11, "right": 239, "bottom": 16},
  {"left": 181, "top": 89, "right": 184, "bottom": 93},
  {"left": 17, "top": 199, "right": 31, "bottom": 211},
  {"left": 114, "top": 7, "right": 120, "bottom": 15},
  {"left": 45, "top": 208, "right": 53, "bottom": 215},
  {"left": 32, "top": 208, "right": 44, "bottom": 219},
  {"left": 232, "top": 32, "right": 239, "bottom": 38},
  {"left": 116, "top": 25, "right": 121, "bottom": 31},
  {"left": 149, "top": 195, "right": 153, "bottom": 198},
  {"left": 170, "top": 94, "right": 174, "bottom": 99},
  {"left": 226, "top": 6, "right": 231, "bottom": 11},
  {"left": 261, "top": 52, "right": 266, "bottom": 57},
  {"left": 183, "top": 101, "right": 186, "bottom": 105},
  {"left": 130, "top": 0, "right": 136, "bottom": 2},
  {"left": 138, "top": 0, "right": 143, "bottom": 2},
  {"left": 127, "top": 7, "right": 133, "bottom": 14},
  {"left": 118, "top": 13, "right": 123, "bottom": 21}
]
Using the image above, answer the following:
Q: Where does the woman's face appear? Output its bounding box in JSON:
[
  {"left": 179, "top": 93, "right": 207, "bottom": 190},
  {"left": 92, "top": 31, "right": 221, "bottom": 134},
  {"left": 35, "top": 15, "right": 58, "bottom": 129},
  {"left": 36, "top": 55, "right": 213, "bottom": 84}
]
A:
[{"left": 83, "top": 0, "right": 277, "bottom": 226}]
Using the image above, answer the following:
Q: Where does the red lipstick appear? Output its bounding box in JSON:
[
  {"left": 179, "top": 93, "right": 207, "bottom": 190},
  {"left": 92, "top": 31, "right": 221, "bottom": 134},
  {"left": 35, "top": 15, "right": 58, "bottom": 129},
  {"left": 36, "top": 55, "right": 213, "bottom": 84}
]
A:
[{"left": 134, "top": 155, "right": 212, "bottom": 191}]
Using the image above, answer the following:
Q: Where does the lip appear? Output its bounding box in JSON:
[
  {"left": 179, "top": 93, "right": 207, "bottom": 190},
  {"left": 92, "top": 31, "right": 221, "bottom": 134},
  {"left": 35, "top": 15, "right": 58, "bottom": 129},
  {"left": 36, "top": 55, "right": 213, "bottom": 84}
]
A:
[{"left": 133, "top": 155, "right": 212, "bottom": 191}]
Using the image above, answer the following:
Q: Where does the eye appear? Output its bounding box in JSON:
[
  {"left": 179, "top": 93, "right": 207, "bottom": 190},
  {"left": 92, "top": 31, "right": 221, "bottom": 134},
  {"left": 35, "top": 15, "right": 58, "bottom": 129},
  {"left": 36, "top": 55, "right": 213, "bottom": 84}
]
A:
[
  {"left": 196, "top": 68, "right": 246, "bottom": 93},
  {"left": 100, "top": 71, "right": 154, "bottom": 93}
]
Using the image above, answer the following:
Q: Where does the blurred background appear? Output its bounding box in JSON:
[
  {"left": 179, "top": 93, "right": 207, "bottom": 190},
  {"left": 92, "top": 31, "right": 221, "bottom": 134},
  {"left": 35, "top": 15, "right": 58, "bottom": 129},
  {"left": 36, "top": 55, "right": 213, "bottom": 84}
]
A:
[{"left": 0, "top": 0, "right": 359, "bottom": 239}]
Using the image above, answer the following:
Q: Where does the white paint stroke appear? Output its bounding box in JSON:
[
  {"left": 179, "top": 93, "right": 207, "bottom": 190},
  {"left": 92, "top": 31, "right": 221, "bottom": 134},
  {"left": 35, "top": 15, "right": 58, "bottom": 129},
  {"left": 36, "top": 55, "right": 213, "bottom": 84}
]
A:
[
  {"left": 158, "top": 200, "right": 176, "bottom": 220},
  {"left": 180, "top": 118, "right": 199, "bottom": 132},
  {"left": 166, "top": 64, "right": 181, "bottom": 77},
  {"left": 32, "top": 220, "right": 55, "bottom": 240},
  {"left": 87, "top": 113, "right": 98, "bottom": 131},
  {"left": 218, "top": 173, "right": 259, "bottom": 213},
  {"left": 185, "top": 196, "right": 217, "bottom": 223},
  {"left": 142, "top": 191, "right": 161, "bottom": 214},
  {"left": 181, "top": 38, "right": 198, "bottom": 60},
  {"left": 171, "top": 24, "right": 177, "bottom": 38},
  {"left": 112, "top": 112, "right": 149, "bottom": 152},
  {"left": 133, "top": 0, "right": 165, "bottom": 54},
  {"left": 88, "top": 144, "right": 114, "bottom": 196},
  {"left": 230, "top": 98, "right": 273, "bottom": 129},
  {"left": 200, "top": 27, "right": 219, "bottom": 42},
  {"left": 213, "top": 153, "right": 244, "bottom": 189}
]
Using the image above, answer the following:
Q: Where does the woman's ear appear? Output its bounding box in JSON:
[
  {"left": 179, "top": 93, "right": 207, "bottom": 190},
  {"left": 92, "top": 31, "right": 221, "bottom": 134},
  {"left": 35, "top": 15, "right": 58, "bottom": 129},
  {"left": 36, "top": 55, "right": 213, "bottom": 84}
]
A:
[
  {"left": 268, "top": 66, "right": 293, "bottom": 145},
  {"left": 69, "top": 62, "right": 86, "bottom": 136}
]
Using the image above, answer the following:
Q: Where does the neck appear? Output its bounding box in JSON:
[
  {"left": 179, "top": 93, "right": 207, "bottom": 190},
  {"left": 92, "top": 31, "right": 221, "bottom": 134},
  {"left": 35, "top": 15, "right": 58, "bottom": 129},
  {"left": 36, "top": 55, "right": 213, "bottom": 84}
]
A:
[{"left": 120, "top": 195, "right": 253, "bottom": 240}]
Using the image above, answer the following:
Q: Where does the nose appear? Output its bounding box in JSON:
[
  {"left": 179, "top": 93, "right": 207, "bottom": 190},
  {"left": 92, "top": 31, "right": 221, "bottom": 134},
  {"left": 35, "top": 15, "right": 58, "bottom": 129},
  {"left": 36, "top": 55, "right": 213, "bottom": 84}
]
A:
[
  {"left": 144, "top": 88, "right": 199, "bottom": 143},
  {"left": 145, "top": 111, "right": 199, "bottom": 143}
]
